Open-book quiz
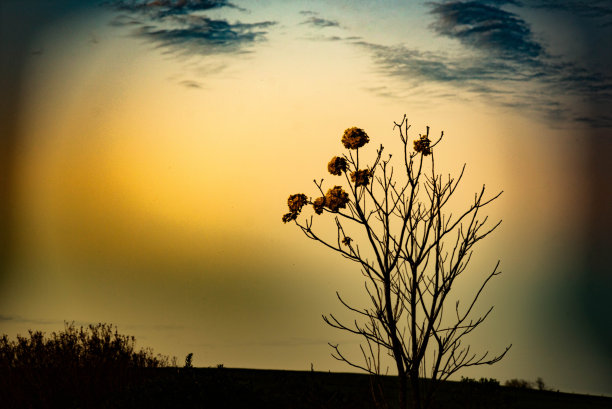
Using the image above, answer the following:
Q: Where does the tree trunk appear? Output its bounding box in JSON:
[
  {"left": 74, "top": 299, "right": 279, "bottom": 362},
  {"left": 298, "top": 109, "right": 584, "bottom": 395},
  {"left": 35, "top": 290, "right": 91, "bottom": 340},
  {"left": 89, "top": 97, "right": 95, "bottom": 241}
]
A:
[
  {"left": 410, "top": 370, "right": 422, "bottom": 409},
  {"left": 398, "top": 371, "right": 408, "bottom": 409}
]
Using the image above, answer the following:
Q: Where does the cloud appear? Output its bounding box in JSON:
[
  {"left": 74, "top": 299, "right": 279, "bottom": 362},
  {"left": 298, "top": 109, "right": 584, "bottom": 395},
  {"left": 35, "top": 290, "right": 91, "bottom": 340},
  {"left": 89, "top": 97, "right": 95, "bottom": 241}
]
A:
[
  {"left": 574, "top": 115, "right": 612, "bottom": 129},
  {"left": 301, "top": 16, "right": 341, "bottom": 28},
  {"left": 346, "top": 1, "right": 612, "bottom": 127},
  {"left": 109, "top": 14, "right": 143, "bottom": 26},
  {"left": 134, "top": 15, "right": 276, "bottom": 56},
  {"left": 452, "top": 0, "right": 612, "bottom": 23},
  {"left": 354, "top": 39, "right": 540, "bottom": 87},
  {"left": 302, "top": 34, "right": 361, "bottom": 42},
  {"left": 351, "top": 41, "right": 612, "bottom": 127},
  {"left": 429, "top": 1, "right": 543, "bottom": 61},
  {"left": 106, "top": 0, "right": 275, "bottom": 56},
  {"left": 524, "top": 0, "right": 612, "bottom": 24},
  {"left": 299, "top": 10, "right": 340, "bottom": 29},
  {"left": 353, "top": 39, "right": 570, "bottom": 120},
  {"left": 179, "top": 79, "right": 203, "bottom": 88},
  {"left": 108, "top": 0, "right": 245, "bottom": 17}
]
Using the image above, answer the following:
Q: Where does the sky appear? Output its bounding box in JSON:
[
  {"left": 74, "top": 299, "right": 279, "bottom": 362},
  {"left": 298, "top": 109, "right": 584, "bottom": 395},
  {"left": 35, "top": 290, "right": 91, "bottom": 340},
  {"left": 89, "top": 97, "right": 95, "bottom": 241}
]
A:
[{"left": 1, "top": 0, "right": 611, "bottom": 396}]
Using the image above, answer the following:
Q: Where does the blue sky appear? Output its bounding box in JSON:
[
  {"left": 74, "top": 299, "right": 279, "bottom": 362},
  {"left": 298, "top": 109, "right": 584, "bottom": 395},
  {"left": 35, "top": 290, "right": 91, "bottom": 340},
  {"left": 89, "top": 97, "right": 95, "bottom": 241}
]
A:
[{"left": 1, "top": 0, "right": 611, "bottom": 396}]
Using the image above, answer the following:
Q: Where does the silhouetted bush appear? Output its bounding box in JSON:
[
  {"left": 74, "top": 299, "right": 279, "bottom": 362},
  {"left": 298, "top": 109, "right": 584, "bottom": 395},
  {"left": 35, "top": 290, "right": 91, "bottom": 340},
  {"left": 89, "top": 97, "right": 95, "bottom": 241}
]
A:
[
  {"left": 535, "top": 376, "right": 548, "bottom": 391},
  {"left": 461, "top": 376, "right": 500, "bottom": 387},
  {"left": 455, "top": 377, "right": 506, "bottom": 409},
  {"left": 1, "top": 322, "right": 172, "bottom": 369},
  {"left": 504, "top": 378, "right": 534, "bottom": 389},
  {"left": 0, "top": 322, "right": 175, "bottom": 408},
  {"left": 184, "top": 352, "right": 194, "bottom": 369}
]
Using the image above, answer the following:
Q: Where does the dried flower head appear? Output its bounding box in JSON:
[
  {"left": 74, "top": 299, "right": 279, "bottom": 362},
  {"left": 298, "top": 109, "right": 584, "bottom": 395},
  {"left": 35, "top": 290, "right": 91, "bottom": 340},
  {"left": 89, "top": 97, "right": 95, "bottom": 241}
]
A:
[
  {"left": 351, "top": 169, "right": 371, "bottom": 187},
  {"left": 413, "top": 134, "right": 432, "bottom": 156},
  {"left": 342, "top": 236, "right": 352, "bottom": 246},
  {"left": 328, "top": 156, "right": 348, "bottom": 176},
  {"left": 313, "top": 197, "right": 326, "bottom": 215},
  {"left": 341, "top": 127, "right": 370, "bottom": 149},
  {"left": 287, "top": 193, "right": 308, "bottom": 213},
  {"left": 325, "top": 186, "right": 349, "bottom": 212},
  {"left": 282, "top": 212, "right": 298, "bottom": 223}
]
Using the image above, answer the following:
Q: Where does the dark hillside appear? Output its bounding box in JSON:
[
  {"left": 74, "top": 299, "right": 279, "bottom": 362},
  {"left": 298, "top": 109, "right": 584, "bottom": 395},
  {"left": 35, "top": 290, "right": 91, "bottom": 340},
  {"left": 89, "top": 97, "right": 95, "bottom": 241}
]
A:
[
  {"left": 2, "top": 323, "right": 609, "bottom": 408},
  {"left": 3, "top": 367, "right": 612, "bottom": 409}
]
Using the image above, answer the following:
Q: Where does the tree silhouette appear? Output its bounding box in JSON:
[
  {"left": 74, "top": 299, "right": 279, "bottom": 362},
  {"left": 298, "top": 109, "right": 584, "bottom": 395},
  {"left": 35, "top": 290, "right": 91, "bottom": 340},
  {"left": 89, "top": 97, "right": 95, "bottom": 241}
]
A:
[{"left": 283, "top": 115, "right": 510, "bottom": 409}]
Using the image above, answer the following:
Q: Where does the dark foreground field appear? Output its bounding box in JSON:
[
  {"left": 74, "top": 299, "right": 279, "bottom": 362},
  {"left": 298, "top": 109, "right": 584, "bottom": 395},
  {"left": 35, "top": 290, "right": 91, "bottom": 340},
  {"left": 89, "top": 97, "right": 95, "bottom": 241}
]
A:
[{"left": 2, "top": 367, "right": 612, "bottom": 409}]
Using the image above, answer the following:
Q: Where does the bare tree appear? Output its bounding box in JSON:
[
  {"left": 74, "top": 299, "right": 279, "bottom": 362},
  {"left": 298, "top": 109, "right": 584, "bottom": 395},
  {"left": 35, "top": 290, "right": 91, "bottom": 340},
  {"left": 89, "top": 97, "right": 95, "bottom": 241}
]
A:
[{"left": 282, "top": 115, "right": 511, "bottom": 409}]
